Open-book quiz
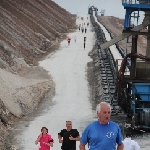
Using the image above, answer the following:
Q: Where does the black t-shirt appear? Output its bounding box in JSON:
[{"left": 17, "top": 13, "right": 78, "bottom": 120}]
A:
[{"left": 58, "top": 129, "right": 79, "bottom": 150}]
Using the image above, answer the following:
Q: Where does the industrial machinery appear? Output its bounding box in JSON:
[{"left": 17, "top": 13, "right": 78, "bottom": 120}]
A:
[
  {"left": 88, "top": 1, "right": 150, "bottom": 130},
  {"left": 117, "top": 0, "right": 150, "bottom": 130}
]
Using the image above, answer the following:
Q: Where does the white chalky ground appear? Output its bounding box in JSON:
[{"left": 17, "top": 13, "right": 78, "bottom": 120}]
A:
[{"left": 15, "top": 15, "right": 96, "bottom": 150}]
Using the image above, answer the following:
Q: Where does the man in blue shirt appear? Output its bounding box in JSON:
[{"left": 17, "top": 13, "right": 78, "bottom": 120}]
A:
[{"left": 79, "top": 102, "right": 124, "bottom": 150}]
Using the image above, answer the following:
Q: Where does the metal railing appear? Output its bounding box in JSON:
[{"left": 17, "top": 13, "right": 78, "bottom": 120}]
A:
[
  {"left": 122, "top": 0, "right": 139, "bottom": 4},
  {"left": 122, "top": 0, "right": 150, "bottom": 4}
]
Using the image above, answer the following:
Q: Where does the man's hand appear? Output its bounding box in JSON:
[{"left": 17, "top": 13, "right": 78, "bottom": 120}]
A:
[
  {"left": 69, "top": 135, "right": 75, "bottom": 140},
  {"left": 59, "top": 139, "right": 63, "bottom": 143},
  {"left": 58, "top": 135, "right": 63, "bottom": 143}
]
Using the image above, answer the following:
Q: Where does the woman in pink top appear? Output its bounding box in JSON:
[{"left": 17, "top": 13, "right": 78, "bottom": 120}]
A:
[{"left": 35, "top": 127, "right": 54, "bottom": 150}]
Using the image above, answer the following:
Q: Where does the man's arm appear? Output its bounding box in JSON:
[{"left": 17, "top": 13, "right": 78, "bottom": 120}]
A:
[
  {"left": 117, "top": 143, "right": 124, "bottom": 150},
  {"left": 75, "top": 135, "right": 80, "bottom": 141},
  {"left": 58, "top": 134, "right": 63, "bottom": 143},
  {"left": 75, "top": 129, "right": 80, "bottom": 141},
  {"left": 79, "top": 142, "right": 85, "bottom": 150},
  {"left": 69, "top": 135, "right": 80, "bottom": 141}
]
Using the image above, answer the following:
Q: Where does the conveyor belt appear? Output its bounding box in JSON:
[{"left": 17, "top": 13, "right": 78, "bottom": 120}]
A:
[{"left": 89, "top": 11, "right": 123, "bottom": 114}]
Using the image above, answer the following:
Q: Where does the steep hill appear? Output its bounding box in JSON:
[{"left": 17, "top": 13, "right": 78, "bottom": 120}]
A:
[
  {"left": 0, "top": 0, "right": 76, "bottom": 149},
  {"left": 0, "top": 0, "right": 76, "bottom": 66}
]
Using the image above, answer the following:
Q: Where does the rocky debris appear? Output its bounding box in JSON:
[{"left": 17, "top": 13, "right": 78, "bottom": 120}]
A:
[
  {"left": 0, "top": 68, "right": 55, "bottom": 118},
  {"left": 0, "top": 67, "right": 55, "bottom": 149},
  {"left": 0, "top": 98, "right": 14, "bottom": 149}
]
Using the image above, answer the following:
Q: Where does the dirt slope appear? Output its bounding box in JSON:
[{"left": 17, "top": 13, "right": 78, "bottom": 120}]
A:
[
  {"left": 0, "top": 0, "right": 76, "bottom": 149},
  {"left": 98, "top": 16, "right": 147, "bottom": 55},
  {"left": 0, "top": 0, "right": 76, "bottom": 66}
]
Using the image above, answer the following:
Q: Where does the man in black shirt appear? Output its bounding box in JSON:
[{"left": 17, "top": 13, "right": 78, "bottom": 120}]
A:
[{"left": 58, "top": 121, "right": 80, "bottom": 150}]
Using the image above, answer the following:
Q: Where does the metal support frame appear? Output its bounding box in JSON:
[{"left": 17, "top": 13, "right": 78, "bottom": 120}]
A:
[
  {"left": 130, "top": 35, "right": 138, "bottom": 79},
  {"left": 122, "top": 0, "right": 150, "bottom": 30},
  {"left": 123, "top": 30, "right": 150, "bottom": 35}
]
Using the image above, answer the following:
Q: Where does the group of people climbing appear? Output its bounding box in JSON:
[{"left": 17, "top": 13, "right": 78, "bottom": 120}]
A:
[
  {"left": 79, "top": 25, "right": 87, "bottom": 33},
  {"left": 35, "top": 102, "right": 140, "bottom": 150},
  {"left": 78, "top": 17, "right": 89, "bottom": 33}
]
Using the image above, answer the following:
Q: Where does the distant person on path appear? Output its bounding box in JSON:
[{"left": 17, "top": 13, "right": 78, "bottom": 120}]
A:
[
  {"left": 79, "top": 24, "right": 81, "bottom": 31},
  {"left": 87, "top": 22, "right": 89, "bottom": 27},
  {"left": 58, "top": 121, "right": 80, "bottom": 150},
  {"left": 81, "top": 27, "right": 84, "bottom": 33},
  {"left": 35, "top": 127, "right": 54, "bottom": 150},
  {"left": 122, "top": 132, "right": 140, "bottom": 150},
  {"left": 79, "top": 102, "right": 124, "bottom": 150},
  {"left": 67, "top": 37, "right": 71, "bottom": 45},
  {"left": 74, "top": 36, "right": 77, "bottom": 43},
  {"left": 85, "top": 27, "right": 87, "bottom": 33},
  {"left": 84, "top": 41, "right": 86, "bottom": 49},
  {"left": 84, "top": 37, "right": 86, "bottom": 49}
]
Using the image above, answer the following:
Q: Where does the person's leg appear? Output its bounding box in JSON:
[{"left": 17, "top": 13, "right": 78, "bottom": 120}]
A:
[{"left": 84, "top": 43, "right": 85, "bottom": 49}]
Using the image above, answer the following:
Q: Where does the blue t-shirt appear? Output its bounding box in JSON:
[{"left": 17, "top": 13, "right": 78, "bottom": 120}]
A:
[{"left": 80, "top": 121, "right": 122, "bottom": 150}]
